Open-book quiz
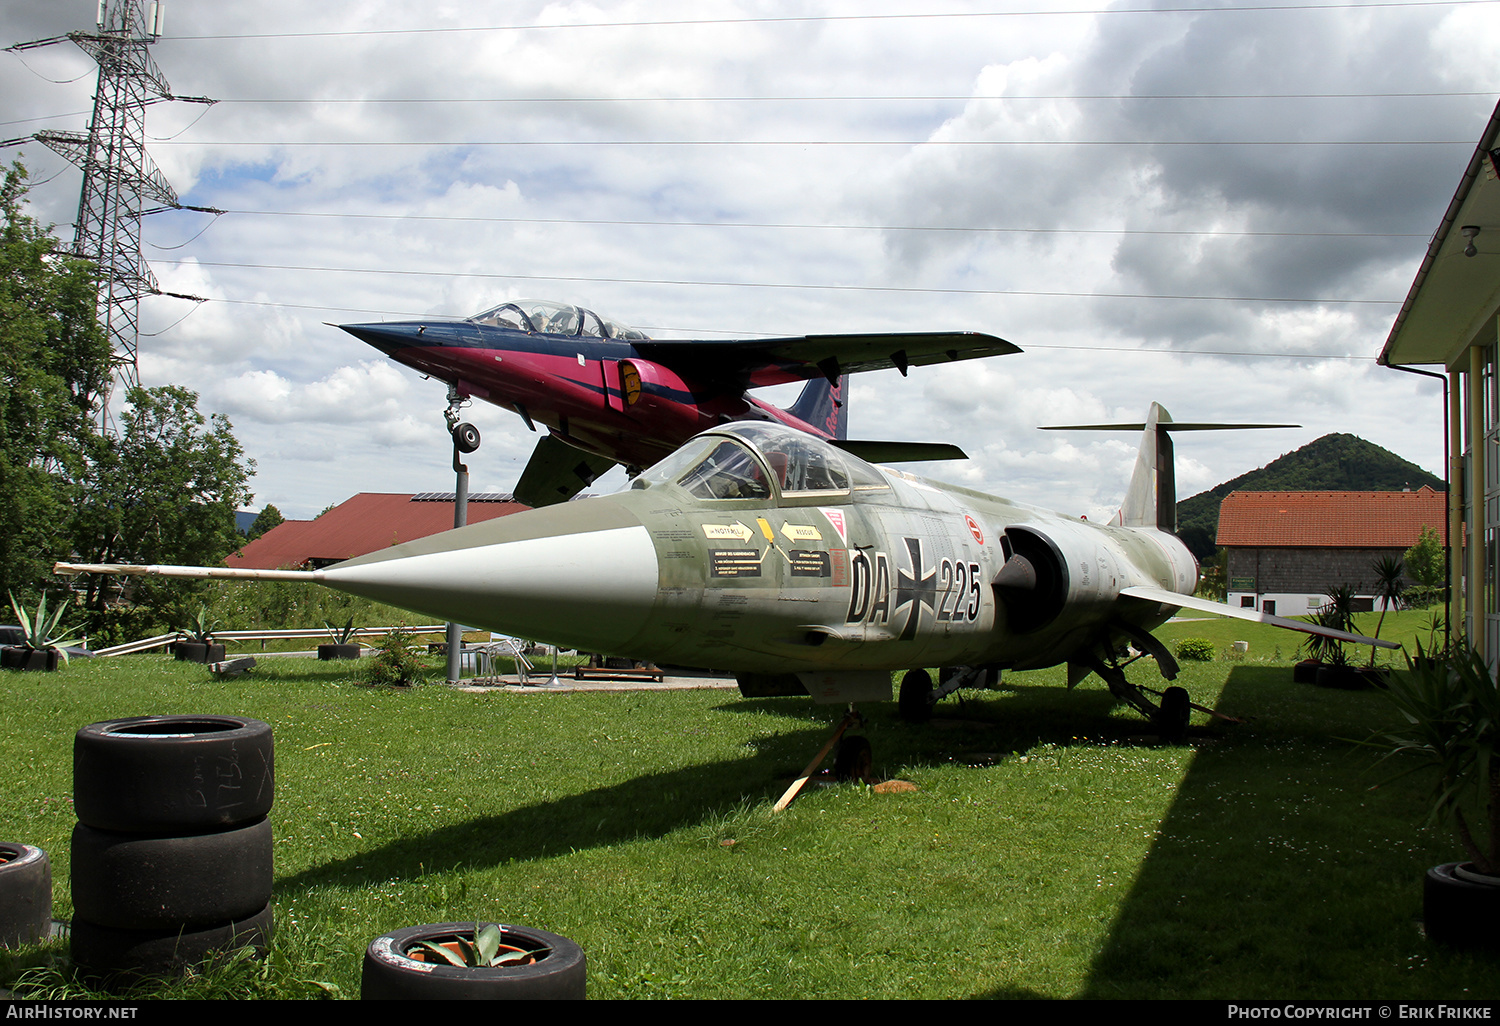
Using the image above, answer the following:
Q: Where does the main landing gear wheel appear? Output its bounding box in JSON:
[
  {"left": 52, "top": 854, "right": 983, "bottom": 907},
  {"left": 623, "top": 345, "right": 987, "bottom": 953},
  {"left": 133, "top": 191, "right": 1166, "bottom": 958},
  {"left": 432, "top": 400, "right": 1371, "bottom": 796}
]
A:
[
  {"left": 1155, "top": 685, "right": 1191, "bottom": 744},
  {"left": 899, "top": 669, "right": 933, "bottom": 723},
  {"left": 452, "top": 422, "right": 481, "bottom": 453}
]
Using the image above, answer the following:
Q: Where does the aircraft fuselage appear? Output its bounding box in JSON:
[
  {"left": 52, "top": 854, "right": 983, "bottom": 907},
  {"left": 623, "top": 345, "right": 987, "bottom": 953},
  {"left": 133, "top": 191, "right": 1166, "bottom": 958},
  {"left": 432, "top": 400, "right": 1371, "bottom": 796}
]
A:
[
  {"left": 319, "top": 423, "right": 1199, "bottom": 693},
  {"left": 344, "top": 319, "right": 823, "bottom": 470}
]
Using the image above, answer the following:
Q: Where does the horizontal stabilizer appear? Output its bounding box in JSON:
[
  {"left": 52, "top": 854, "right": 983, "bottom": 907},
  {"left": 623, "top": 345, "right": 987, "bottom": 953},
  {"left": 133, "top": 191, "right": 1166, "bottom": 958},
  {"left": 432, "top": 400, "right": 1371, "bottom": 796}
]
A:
[
  {"left": 1120, "top": 585, "right": 1399, "bottom": 649},
  {"left": 1040, "top": 404, "right": 1300, "bottom": 531},
  {"left": 1042, "top": 422, "right": 1298, "bottom": 433},
  {"left": 832, "top": 439, "right": 968, "bottom": 463}
]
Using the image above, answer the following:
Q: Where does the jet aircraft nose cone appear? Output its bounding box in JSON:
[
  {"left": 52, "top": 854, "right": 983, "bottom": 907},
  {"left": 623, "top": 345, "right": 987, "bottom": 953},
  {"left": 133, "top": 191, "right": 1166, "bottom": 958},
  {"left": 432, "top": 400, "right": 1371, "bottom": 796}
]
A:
[
  {"left": 338, "top": 322, "right": 434, "bottom": 356},
  {"left": 318, "top": 500, "right": 661, "bottom": 655}
]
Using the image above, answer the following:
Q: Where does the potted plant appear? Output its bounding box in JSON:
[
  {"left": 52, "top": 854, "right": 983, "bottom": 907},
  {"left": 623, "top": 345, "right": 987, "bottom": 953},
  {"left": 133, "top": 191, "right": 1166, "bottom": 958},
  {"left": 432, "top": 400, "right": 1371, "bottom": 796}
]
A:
[
  {"left": 318, "top": 617, "right": 361, "bottom": 660},
  {"left": 3, "top": 591, "right": 80, "bottom": 672},
  {"left": 173, "top": 605, "right": 225, "bottom": 663},
  {"left": 1367, "top": 645, "right": 1500, "bottom": 948},
  {"left": 361, "top": 921, "right": 585, "bottom": 999},
  {"left": 1303, "top": 586, "right": 1369, "bottom": 689},
  {"left": 1410, "top": 612, "right": 1450, "bottom": 671}
]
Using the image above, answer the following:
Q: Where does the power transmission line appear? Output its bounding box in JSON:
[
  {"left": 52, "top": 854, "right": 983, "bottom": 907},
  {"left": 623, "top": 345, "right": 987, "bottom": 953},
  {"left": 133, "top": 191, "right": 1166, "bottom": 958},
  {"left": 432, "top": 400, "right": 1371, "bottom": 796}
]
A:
[
  {"left": 153, "top": 256, "right": 1405, "bottom": 306},
  {"left": 157, "top": 1, "right": 1500, "bottom": 41},
  {"left": 209, "top": 207, "right": 1431, "bottom": 239},
  {"left": 152, "top": 138, "right": 1472, "bottom": 146}
]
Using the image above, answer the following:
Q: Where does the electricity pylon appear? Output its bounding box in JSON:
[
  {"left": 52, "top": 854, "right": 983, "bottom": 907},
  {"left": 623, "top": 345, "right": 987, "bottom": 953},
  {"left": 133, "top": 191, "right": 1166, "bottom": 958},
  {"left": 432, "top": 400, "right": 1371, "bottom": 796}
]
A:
[{"left": 6, "top": 0, "right": 215, "bottom": 400}]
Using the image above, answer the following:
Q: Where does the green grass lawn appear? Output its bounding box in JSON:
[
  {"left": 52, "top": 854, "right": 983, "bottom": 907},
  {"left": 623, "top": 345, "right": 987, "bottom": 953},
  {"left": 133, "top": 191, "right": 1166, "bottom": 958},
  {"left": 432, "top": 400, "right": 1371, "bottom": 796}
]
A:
[{"left": 0, "top": 626, "right": 1491, "bottom": 1000}]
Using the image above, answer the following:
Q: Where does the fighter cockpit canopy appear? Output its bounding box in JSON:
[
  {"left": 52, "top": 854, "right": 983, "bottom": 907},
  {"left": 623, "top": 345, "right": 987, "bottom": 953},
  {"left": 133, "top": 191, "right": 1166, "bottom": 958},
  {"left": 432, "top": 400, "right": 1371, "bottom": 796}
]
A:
[
  {"left": 468, "top": 300, "right": 650, "bottom": 341},
  {"left": 634, "top": 422, "right": 890, "bottom": 502}
]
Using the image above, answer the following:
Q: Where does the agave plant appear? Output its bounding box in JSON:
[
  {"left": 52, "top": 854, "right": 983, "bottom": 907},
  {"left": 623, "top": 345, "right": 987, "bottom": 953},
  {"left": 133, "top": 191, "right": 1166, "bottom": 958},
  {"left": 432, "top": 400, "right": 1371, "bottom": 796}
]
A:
[
  {"left": 7, "top": 591, "right": 82, "bottom": 665},
  {"left": 324, "top": 616, "right": 359, "bottom": 645},
  {"left": 176, "top": 604, "right": 219, "bottom": 644},
  {"left": 412, "top": 923, "right": 550, "bottom": 968}
]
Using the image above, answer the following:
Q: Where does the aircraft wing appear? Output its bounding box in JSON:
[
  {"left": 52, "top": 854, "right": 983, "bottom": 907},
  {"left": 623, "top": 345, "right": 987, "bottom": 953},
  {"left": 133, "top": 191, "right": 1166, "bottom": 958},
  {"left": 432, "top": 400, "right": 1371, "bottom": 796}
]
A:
[
  {"left": 514, "top": 435, "right": 618, "bottom": 508},
  {"left": 634, "top": 331, "right": 1019, "bottom": 388},
  {"left": 1119, "top": 585, "right": 1399, "bottom": 649}
]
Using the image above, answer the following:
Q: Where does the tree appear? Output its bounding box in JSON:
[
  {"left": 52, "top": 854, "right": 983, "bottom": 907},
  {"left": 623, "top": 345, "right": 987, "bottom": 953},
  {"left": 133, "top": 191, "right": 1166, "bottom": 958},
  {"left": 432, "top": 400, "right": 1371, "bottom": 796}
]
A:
[
  {"left": 71, "top": 385, "right": 255, "bottom": 619},
  {"left": 1404, "top": 524, "right": 1445, "bottom": 589},
  {"left": 1367, "top": 554, "right": 1405, "bottom": 667},
  {"left": 248, "top": 504, "right": 284, "bottom": 540},
  {"left": 0, "top": 162, "right": 112, "bottom": 597}
]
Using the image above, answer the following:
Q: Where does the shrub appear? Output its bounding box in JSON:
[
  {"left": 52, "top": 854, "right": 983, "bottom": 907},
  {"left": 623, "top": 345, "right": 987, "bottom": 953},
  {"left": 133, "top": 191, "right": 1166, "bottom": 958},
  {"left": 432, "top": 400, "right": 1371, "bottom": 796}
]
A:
[
  {"left": 1175, "top": 638, "right": 1215, "bottom": 662},
  {"left": 360, "top": 626, "right": 425, "bottom": 687}
]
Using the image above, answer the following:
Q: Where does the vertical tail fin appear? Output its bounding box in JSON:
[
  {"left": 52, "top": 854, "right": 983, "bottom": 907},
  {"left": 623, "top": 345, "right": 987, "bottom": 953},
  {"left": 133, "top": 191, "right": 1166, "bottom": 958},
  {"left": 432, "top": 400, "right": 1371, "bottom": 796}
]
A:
[
  {"left": 786, "top": 374, "right": 849, "bottom": 439},
  {"left": 1042, "top": 405, "right": 1298, "bottom": 533},
  {"left": 1120, "top": 403, "right": 1174, "bottom": 529}
]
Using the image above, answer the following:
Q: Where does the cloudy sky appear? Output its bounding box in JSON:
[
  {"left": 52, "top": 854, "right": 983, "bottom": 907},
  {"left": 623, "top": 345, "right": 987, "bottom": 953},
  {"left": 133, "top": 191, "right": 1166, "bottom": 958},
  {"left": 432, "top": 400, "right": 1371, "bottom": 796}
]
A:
[{"left": 3, "top": 0, "right": 1495, "bottom": 521}]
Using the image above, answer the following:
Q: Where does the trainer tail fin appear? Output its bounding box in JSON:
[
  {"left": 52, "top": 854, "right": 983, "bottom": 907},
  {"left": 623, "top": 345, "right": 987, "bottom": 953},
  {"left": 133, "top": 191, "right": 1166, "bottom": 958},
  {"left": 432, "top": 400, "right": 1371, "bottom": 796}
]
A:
[{"left": 786, "top": 374, "right": 848, "bottom": 439}]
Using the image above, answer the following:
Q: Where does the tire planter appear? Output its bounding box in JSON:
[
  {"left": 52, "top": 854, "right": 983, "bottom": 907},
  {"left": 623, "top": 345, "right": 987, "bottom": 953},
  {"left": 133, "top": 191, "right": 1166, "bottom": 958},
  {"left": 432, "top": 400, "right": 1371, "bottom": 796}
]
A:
[
  {"left": 1423, "top": 862, "right": 1500, "bottom": 949},
  {"left": 898, "top": 669, "right": 933, "bottom": 723},
  {"left": 74, "top": 715, "right": 274, "bottom": 833},
  {"left": 0, "top": 842, "right": 52, "bottom": 949},
  {"left": 174, "top": 642, "right": 226, "bottom": 664},
  {"left": 1292, "top": 660, "right": 1322, "bottom": 684},
  {"left": 833, "top": 735, "right": 873, "bottom": 782},
  {"left": 362, "top": 923, "right": 586, "bottom": 1000},
  {"left": 1, "top": 647, "right": 59, "bottom": 672},
  {"left": 318, "top": 643, "right": 361, "bottom": 660},
  {"left": 71, "top": 818, "right": 272, "bottom": 929},
  {"left": 70, "top": 903, "right": 273, "bottom": 978},
  {"left": 1315, "top": 664, "right": 1371, "bottom": 689},
  {"left": 1155, "top": 685, "right": 1191, "bottom": 743}
]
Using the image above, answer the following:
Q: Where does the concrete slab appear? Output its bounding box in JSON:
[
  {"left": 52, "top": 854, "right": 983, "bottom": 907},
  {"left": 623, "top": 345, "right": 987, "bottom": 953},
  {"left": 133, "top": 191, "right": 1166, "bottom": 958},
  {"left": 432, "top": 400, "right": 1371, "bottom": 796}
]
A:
[{"left": 448, "top": 673, "right": 739, "bottom": 694}]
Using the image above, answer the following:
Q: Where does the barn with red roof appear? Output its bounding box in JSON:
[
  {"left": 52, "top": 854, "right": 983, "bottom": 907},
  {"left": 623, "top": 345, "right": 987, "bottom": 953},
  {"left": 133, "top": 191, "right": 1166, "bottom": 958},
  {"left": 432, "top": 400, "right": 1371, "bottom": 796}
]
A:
[
  {"left": 1217, "top": 486, "right": 1446, "bottom": 617},
  {"left": 229, "top": 492, "right": 529, "bottom": 570}
]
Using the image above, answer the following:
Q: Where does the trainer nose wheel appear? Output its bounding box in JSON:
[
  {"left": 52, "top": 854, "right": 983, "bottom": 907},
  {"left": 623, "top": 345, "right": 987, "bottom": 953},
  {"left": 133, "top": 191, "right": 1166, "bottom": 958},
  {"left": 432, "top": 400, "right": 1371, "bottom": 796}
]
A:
[{"left": 452, "top": 422, "right": 481, "bottom": 453}]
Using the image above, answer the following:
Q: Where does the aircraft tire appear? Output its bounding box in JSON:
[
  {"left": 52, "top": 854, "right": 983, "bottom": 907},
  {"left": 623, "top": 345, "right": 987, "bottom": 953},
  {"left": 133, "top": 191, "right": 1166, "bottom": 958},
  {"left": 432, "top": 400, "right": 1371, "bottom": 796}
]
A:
[
  {"left": 361, "top": 923, "right": 586, "bottom": 999},
  {"left": 1156, "top": 686, "right": 1191, "bottom": 744},
  {"left": 0, "top": 842, "right": 51, "bottom": 949},
  {"left": 898, "top": 669, "right": 933, "bottom": 724},
  {"left": 453, "top": 422, "right": 482, "bottom": 453},
  {"left": 70, "top": 819, "right": 273, "bottom": 930},
  {"left": 833, "top": 735, "right": 873, "bottom": 782},
  {"left": 70, "top": 903, "right": 272, "bottom": 978},
  {"left": 73, "top": 715, "right": 274, "bottom": 833}
]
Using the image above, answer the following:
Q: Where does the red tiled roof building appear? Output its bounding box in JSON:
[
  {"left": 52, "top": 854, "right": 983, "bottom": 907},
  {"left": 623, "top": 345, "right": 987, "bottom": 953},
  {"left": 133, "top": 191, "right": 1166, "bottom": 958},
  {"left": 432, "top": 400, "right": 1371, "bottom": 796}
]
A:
[
  {"left": 229, "top": 493, "right": 529, "bottom": 570},
  {"left": 1216, "top": 486, "right": 1445, "bottom": 617}
]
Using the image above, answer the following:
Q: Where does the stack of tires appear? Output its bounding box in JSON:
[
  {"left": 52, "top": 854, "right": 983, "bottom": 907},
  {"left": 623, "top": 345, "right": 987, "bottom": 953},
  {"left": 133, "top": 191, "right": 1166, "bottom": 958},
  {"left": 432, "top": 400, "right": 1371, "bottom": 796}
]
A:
[{"left": 70, "top": 715, "right": 275, "bottom": 977}]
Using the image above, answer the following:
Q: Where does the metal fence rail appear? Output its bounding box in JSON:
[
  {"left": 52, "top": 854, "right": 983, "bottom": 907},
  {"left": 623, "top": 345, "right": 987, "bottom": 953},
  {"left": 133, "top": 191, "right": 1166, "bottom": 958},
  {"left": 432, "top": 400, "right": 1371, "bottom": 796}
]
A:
[{"left": 90, "top": 625, "right": 453, "bottom": 659}]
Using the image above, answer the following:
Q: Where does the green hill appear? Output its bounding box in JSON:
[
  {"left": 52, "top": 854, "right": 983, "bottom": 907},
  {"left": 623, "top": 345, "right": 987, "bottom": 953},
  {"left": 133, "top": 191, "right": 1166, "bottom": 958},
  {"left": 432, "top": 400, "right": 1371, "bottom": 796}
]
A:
[{"left": 1176, "top": 433, "right": 1445, "bottom": 559}]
